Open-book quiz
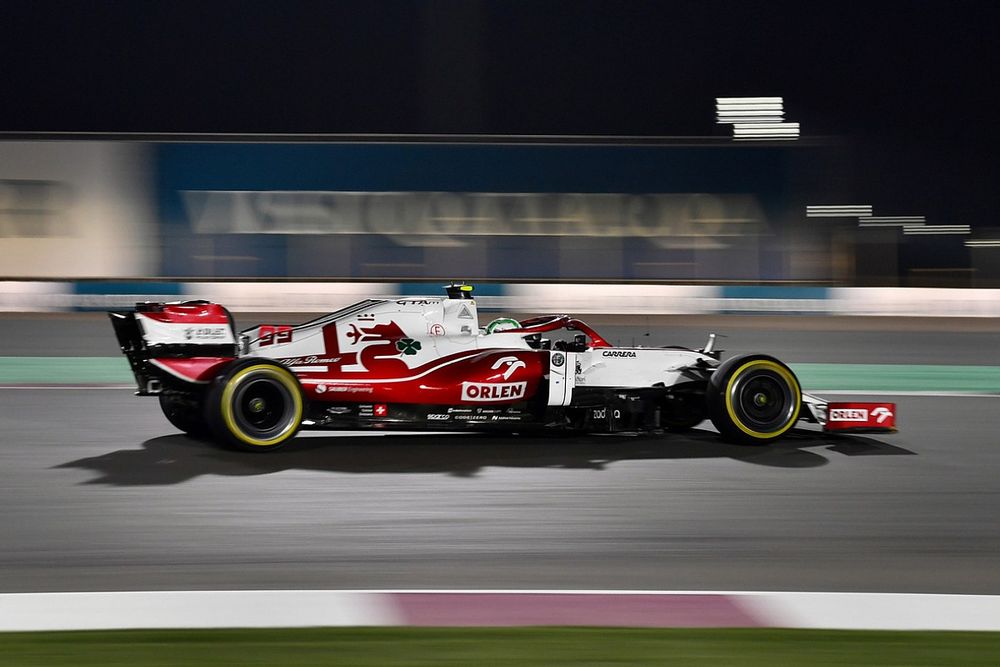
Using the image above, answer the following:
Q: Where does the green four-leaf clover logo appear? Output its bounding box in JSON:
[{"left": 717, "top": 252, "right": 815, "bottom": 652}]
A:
[{"left": 395, "top": 338, "right": 422, "bottom": 355}]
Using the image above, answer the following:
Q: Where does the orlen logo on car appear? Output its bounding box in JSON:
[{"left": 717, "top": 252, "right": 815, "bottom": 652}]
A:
[
  {"left": 461, "top": 381, "right": 527, "bottom": 401},
  {"left": 830, "top": 408, "right": 869, "bottom": 422}
]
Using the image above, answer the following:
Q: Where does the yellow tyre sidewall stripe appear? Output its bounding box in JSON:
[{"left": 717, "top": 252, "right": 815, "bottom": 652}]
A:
[
  {"left": 220, "top": 365, "right": 303, "bottom": 447},
  {"left": 724, "top": 359, "right": 801, "bottom": 439}
]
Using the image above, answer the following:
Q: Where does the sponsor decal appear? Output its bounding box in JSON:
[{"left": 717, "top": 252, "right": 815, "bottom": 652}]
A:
[
  {"left": 447, "top": 407, "right": 473, "bottom": 414},
  {"left": 281, "top": 355, "right": 342, "bottom": 366},
  {"left": 258, "top": 325, "right": 293, "bottom": 346},
  {"left": 488, "top": 356, "right": 527, "bottom": 380},
  {"left": 396, "top": 299, "right": 438, "bottom": 305},
  {"left": 395, "top": 338, "right": 422, "bottom": 355},
  {"left": 184, "top": 326, "right": 230, "bottom": 341},
  {"left": 830, "top": 408, "right": 868, "bottom": 422},
  {"left": 824, "top": 402, "right": 896, "bottom": 431},
  {"left": 316, "top": 384, "right": 327, "bottom": 394},
  {"left": 428, "top": 323, "right": 446, "bottom": 336},
  {"left": 461, "top": 381, "right": 527, "bottom": 401},
  {"left": 602, "top": 350, "right": 637, "bottom": 358},
  {"left": 458, "top": 304, "right": 474, "bottom": 319},
  {"left": 829, "top": 407, "right": 894, "bottom": 423},
  {"left": 592, "top": 407, "right": 622, "bottom": 420},
  {"left": 374, "top": 404, "right": 388, "bottom": 417},
  {"left": 329, "top": 385, "right": 374, "bottom": 394},
  {"left": 427, "top": 413, "right": 450, "bottom": 421},
  {"left": 551, "top": 352, "right": 565, "bottom": 368},
  {"left": 872, "top": 406, "right": 893, "bottom": 424}
]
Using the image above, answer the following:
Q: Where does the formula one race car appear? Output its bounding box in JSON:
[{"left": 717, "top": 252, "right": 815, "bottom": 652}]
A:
[{"left": 109, "top": 284, "right": 896, "bottom": 451}]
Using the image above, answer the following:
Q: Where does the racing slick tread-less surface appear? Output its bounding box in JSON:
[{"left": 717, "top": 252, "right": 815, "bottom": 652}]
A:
[
  {"left": 0, "top": 388, "right": 998, "bottom": 595},
  {"left": 708, "top": 356, "right": 802, "bottom": 444},
  {"left": 207, "top": 359, "right": 304, "bottom": 450}
]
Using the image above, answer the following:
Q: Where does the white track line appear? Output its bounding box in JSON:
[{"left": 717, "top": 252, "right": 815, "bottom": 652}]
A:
[
  {"left": 1, "top": 590, "right": 1000, "bottom": 632},
  {"left": 0, "top": 591, "right": 400, "bottom": 632}
]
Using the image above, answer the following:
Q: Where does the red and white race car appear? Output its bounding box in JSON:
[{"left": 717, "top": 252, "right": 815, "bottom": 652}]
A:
[{"left": 109, "top": 284, "right": 896, "bottom": 451}]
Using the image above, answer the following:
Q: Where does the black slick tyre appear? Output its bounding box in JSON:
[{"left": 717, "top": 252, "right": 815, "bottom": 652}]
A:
[
  {"left": 660, "top": 394, "right": 705, "bottom": 432},
  {"left": 159, "top": 391, "right": 208, "bottom": 437},
  {"left": 204, "top": 358, "right": 304, "bottom": 451},
  {"left": 707, "top": 354, "right": 801, "bottom": 445}
]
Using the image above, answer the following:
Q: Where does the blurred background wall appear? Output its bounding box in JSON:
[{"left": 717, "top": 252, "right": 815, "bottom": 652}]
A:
[
  {"left": 0, "top": 142, "right": 155, "bottom": 277},
  {"left": 0, "top": 138, "right": 987, "bottom": 286}
]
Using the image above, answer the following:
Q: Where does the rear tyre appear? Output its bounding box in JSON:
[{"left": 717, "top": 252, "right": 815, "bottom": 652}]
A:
[
  {"left": 159, "top": 391, "right": 208, "bottom": 437},
  {"left": 204, "top": 359, "right": 304, "bottom": 451},
  {"left": 707, "top": 354, "right": 801, "bottom": 445}
]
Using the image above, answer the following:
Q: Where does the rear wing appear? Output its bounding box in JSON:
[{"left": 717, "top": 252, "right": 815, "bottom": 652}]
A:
[{"left": 109, "top": 301, "right": 238, "bottom": 394}]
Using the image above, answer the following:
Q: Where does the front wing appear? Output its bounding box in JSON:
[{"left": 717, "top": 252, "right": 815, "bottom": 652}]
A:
[{"left": 802, "top": 393, "right": 897, "bottom": 433}]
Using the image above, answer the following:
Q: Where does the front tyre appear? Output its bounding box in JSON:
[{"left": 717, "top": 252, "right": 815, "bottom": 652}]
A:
[
  {"left": 204, "top": 359, "right": 304, "bottom": 451},
  {"left": 707, "top": 355, "right": 801, "bottom": 445},
  {"left": 660, "top": 394, "right": 705, "bottom": 432}
]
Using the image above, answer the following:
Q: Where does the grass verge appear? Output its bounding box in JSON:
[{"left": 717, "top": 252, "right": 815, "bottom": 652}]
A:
[{"left": 1, "top": 627, "right": 999, "bottom": 666}]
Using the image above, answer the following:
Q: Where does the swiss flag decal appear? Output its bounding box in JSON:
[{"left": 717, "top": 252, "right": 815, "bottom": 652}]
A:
[{"left": 374, "top": 404, "right": 388, "bottom": 417}]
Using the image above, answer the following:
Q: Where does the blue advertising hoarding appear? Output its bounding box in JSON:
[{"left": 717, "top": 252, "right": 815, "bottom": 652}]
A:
[{"left": 156, "top": 142, "right": 805, "bottom": 280}]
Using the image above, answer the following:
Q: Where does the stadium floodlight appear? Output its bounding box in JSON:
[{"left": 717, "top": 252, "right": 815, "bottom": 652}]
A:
[
  {"left": 732, "top": 122, "right": 800, "bottom": 140},
  {"left": 807, "top": 205, "right": 874, "bottom": 217},
  {"left": 717, "top": 97, "right": 800, "bottom": 140},
  {"left": 716, "top": 96, "right": 788, "bottom": 128},
  {"left": 902, "top": 224, "right": 971, "bottom": 235},
  {"left": 717, "top": 110, "right": 786, "bottom": 123},
  {"left": 716, "top": 97, "right": 784, "bottom": 106},
  {"left": 857, "top": 216, "right": 926, "bottom": 227}
]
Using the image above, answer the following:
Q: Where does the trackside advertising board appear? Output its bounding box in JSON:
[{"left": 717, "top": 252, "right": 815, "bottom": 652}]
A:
[{"left": 155, "top": 143, "right": 806, "bottom": 281}]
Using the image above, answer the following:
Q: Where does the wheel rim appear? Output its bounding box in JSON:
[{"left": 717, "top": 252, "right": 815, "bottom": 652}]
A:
[
  {"left": 234, "top": 378, "right": 294, "bottom": 435},
  {"left": 222, "top": 366, "right": 301, "bottom": 445},
  {"left": 725, "top": 360, "right": 800, "bottom": 438}
]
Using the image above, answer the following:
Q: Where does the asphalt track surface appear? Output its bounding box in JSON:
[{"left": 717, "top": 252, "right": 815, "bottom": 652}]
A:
[{"left": 1, "top": 314, "right": 999, "bottom": 595}]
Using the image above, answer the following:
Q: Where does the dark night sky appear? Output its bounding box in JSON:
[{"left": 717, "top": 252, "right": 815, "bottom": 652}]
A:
[{"left": 1, "top": 1, "right": 998, "bottom": 224}]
